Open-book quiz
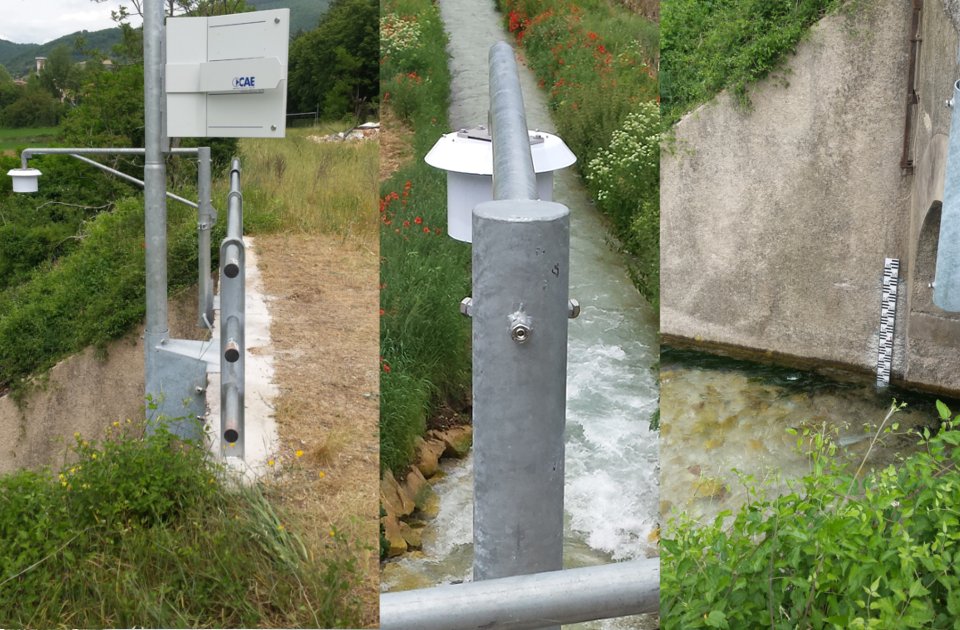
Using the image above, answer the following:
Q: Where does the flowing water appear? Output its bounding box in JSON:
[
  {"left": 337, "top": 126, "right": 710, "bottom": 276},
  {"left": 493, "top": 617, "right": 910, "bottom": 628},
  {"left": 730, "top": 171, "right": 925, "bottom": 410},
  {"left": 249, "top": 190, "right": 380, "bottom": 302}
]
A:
[
  {"left": 380, "top": 1, "right": 660, "bottom": 628},
  {"left": 660, "top": 348, "right": 946, "bottom": 527}
]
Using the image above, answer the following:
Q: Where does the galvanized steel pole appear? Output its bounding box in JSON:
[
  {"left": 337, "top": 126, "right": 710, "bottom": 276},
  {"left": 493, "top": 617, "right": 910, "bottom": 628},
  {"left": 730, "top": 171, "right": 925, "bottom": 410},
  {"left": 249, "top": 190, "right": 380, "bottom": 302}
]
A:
[
  {"left": 220, "top": 159, "right": 245, "bottom": 456},
  {"left": 488, "top": 41, "right": 538, "bottom": 202},
  {"left": 473, "top": 43, "right": 569, "bottom": 593},
  {"left": 380, "top": 557, "right": 660, "bottom": 630},
  {"left": 143, "top": 0, "right": 169, "bottom": 426}
]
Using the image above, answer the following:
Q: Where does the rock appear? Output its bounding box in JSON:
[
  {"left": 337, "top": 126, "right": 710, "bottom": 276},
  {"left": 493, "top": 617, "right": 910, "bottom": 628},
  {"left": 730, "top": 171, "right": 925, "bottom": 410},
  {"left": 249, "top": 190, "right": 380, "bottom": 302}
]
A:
[
  {"left": 429, "top": 425, "right": 473, "bottom": 458},
  {"left": 404, "top": 466, "right": 438, "bottom": 512},
  {"left": 418, "top": 487, "right": 441, "bottom": 519},
  {"left": 400, "top": 521, "right": 423, "bottom": 549},
  {"left": 414, "top": 437, "right": 446, "bottom": 478},
  {"left": 381, "top": 514, "right": 407, "bottom": 557},
  {"left": 380, "top": 470, "right": 416, "bottom": 518}
]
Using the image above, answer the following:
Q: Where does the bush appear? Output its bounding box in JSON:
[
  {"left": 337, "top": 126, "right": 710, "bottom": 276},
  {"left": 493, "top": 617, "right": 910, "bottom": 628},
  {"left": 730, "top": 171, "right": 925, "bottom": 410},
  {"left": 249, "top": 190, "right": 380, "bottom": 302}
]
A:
[
  {"left": 662, "top": 402, "right": 960, "bottom": 628},
  {"left": 586, "top": 102, "right": 660, "bottom": 305},
  {"left": 0, "top": 424, "right": 363, "bottom": 627}
]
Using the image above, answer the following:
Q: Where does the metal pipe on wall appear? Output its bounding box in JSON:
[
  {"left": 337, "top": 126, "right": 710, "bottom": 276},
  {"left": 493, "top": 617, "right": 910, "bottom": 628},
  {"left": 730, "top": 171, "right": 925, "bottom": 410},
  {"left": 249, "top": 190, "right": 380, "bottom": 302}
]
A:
[{"left": 935, "top": 78, "right": 960, "bottom": 311}]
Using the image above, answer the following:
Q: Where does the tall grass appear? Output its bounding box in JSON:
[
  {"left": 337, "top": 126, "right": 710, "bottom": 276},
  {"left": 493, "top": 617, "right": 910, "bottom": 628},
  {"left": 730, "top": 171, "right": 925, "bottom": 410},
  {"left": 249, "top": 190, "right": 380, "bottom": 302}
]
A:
[
  {"left": 0, "top": 424, "right": 363, "bottom": 628},
  {"left": 379, "top": 0, "right": 472, "bottom": 474},
  {"left": 237, "top": 126, "right": 378, "bottom": 240}
]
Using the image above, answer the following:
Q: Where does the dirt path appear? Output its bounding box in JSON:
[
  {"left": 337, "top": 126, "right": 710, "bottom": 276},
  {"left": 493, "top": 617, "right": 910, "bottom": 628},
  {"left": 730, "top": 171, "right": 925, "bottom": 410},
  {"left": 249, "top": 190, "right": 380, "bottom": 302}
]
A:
[{"left": 254, "top": 233, "right": 380, "bottom": 627}]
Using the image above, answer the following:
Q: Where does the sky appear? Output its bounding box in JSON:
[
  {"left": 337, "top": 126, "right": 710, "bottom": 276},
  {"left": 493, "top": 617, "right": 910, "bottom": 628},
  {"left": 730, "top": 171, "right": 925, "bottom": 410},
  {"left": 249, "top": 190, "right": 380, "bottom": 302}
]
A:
[{"left": 0, "top": 0, "right": 142, "bottom": 45}]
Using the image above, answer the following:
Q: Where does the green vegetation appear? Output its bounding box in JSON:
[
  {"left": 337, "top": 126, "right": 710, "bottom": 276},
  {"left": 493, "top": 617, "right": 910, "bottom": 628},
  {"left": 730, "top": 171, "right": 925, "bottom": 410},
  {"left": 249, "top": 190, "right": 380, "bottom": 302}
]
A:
[
  {"left": 660, "top": 0, "right": 843, "bottom": 125},
  {"left": 496, "top": 0, "right": 660, "bottom": 303},
  {"left": 0, "top": 126, "right": 58, "bottom": 152},
  {"left": 0, "top": 423, "right": 363, "bottom": 627},
  {"left": 662, "top": 403, "right": 960, "bottom": 628},
  {"left": 379, "top": 0, "right": 471, "bottom": 474}
]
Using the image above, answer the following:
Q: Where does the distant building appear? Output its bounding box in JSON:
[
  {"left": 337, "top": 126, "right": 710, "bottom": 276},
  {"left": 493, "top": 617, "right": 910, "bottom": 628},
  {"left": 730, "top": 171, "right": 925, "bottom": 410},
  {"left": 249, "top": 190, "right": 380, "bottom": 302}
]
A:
[{"left": 35, "top": 57, "right": 46, "bottom": 74}]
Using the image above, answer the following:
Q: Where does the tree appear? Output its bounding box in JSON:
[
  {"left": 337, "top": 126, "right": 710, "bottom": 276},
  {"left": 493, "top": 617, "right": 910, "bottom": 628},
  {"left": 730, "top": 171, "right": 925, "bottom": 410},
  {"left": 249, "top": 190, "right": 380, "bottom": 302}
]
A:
[
  {"left": 287, "top": 0, "right": 378, "bottom": 121},
  {"left": 38, "top": 45, "right": 78, "bottom": 103},
  {"left": 0, "top": 86, "right": 62, "bottom": 127}
]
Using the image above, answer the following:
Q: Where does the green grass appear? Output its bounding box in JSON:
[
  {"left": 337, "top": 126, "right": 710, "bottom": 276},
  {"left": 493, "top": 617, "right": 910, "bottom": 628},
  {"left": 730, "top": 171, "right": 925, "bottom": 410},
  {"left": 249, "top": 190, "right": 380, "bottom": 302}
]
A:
[
  {"left": 236, "top": 125, "right": 377, "bottom": 240},
  {"left": 379, "top": 0, "right": 472, "bottom": 474},
  {"left": 660, "top": 0, "right": 843, "bottom": 125},
  {"left": 0, "top": 424, "right": 363, "bottom": 628},
  {"left": 0, "top": 126, "right": 59, "bottom": 152}
]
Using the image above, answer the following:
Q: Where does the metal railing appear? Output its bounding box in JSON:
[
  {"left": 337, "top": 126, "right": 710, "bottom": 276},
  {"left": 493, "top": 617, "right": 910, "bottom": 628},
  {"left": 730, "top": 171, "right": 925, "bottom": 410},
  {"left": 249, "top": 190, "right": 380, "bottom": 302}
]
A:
[
  {"left": 219, "top": 158, "right": 246, "bottom": 456},
  {"left": 380, "top": 40, "right": 659, "bottom": 628}
]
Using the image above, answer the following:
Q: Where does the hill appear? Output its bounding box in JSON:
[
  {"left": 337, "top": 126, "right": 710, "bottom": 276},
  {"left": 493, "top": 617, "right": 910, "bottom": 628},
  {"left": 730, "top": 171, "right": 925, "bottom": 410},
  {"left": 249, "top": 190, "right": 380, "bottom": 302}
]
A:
[{"left": 0, "top": 0, "right": 330, "bottom": 78}]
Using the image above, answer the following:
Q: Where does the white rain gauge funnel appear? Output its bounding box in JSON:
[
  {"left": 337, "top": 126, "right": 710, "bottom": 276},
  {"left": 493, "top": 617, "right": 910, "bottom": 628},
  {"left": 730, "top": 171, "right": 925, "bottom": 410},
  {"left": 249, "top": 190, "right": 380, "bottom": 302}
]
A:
[
  {"left": 425, "top": 126, "right": 576, "bottom": 243},
  {"left": 7, "top": 168, "right": 41, "bottom": 193}
]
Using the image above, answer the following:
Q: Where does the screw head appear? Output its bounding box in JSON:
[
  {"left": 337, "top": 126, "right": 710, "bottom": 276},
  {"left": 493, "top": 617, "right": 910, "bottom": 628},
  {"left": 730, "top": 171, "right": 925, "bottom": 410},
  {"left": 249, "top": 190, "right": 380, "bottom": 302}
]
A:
[
  {"left": 511, "top": 322, "right": 531, "bottom": 344},
  {"left": 568, "top": 298, "right": 581, "bottom": 319}
]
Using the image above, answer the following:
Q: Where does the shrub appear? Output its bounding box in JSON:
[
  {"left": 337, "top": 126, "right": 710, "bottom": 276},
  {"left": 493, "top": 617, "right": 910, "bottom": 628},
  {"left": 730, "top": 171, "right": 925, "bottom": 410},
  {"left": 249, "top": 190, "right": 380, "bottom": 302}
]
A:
[
  {"left": 662, "top": 402, "right": 960, "bottom": 628},
  {"left": 586, "top": 102, "right": 660, "bottom": 304}
]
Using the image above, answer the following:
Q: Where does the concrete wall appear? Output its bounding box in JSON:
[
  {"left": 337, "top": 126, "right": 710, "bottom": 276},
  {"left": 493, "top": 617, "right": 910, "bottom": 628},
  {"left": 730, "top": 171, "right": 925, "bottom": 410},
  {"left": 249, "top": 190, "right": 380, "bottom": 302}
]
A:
[
  {"left": 661, "top": 0, "right": 960, "bottom": 394},
  {"left": 0, "top": 290, "right": 207, "bottom": 474}
]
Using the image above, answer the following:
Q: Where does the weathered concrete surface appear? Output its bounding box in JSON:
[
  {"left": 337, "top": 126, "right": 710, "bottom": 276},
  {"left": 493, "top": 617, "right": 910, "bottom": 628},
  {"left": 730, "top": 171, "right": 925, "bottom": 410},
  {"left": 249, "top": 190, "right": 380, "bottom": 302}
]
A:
[
  {"left": 662, "top": 0, "right": 960, "bottom": 394},
  {"left": 901, "top": 1, "right": 960, "bottom": 393},
  {"left": 0, "top": 289, "right": 208, "bottom": 474}
]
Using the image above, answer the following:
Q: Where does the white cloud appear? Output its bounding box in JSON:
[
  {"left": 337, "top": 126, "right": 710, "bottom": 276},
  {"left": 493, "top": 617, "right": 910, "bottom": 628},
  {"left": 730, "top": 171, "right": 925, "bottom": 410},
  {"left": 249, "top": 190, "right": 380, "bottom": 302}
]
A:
[{"left": 0, "top": 0, "right": 142, "bottom": 44}]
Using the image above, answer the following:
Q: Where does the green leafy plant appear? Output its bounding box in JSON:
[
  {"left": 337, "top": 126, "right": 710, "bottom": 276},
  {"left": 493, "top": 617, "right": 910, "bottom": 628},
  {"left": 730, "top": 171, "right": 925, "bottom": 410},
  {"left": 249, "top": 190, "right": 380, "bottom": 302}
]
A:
[{"left": 662, "top": 402, "right": 960, "bottom": 628}]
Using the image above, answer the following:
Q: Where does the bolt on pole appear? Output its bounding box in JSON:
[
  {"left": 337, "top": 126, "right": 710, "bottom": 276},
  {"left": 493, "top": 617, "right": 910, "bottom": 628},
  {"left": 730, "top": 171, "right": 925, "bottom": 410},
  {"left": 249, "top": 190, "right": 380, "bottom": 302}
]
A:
[
  {"left": 472, "top": 43, "right": 570, "bottom": 604},
  {"left": 143, "top": 0, "right": 170, "bottom": 429}
]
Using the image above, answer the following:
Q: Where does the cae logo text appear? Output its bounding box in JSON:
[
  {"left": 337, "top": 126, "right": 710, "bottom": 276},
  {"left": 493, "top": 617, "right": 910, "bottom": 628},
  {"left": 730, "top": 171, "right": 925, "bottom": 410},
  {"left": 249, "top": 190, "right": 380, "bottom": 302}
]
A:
[{"left": 232, "top": 76, "right": 256, "bottom": 89}]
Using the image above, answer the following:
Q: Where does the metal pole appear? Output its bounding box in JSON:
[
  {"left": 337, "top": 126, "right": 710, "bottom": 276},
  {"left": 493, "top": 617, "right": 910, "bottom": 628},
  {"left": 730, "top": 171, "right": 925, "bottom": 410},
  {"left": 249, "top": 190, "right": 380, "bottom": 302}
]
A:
[
  {"left": 488, "top": 41, "right": 537, "bottom": 203},
  {"left": 935, "top": 78, "right": 960, "bottom": 310},
  {"left": 380, "top": 558, "right": 659, "bottom": 630},
  {"left": 197, "top": 146, "right": 214, "bottom": 327},
  {"left": 472, "top": 198, "right": 569, "bottom": 587},
  {"left": 68, "top": 154, "right": 197, "bottom": 209},
  {"left": 472, "top": 42, "right": 569, "bottom": 591},
  {"left": 220, "top": 158, "right": 245, "bottom": 456},
  {"left": 143, "top": 0, "right": 169, "bottom": 428},
  {"left": 21, "top": 146, "right": 198, "bottom": 169}
]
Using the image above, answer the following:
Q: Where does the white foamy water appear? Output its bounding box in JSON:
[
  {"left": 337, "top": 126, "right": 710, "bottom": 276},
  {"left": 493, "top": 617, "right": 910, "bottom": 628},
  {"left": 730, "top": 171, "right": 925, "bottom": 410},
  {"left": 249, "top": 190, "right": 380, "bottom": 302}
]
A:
[{"left": 382, "top": 0, "right": 660, "bottom": 616}]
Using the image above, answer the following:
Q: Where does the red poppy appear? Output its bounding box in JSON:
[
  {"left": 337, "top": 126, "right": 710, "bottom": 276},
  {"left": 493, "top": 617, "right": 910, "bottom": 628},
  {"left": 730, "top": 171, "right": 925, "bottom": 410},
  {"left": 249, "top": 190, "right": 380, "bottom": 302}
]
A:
[{"left": 414, "top": 216, "right": 423, "bottom": 224}]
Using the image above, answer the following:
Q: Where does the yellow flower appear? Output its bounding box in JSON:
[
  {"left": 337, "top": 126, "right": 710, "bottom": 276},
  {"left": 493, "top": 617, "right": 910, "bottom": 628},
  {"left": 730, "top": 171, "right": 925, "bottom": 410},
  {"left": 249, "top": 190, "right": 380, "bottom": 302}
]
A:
[
  {"left": 73, "top": 432, "right": 80, "bottom": 440},
  {"left": 295, "top": 449, "right": 304, "bottom": 458},
  {"left": 91, "top": 453, "right": 97, "bottom": 460},
  {"left": 329, "top": 529, "right": 336, "bottom": 538},
  {"left": 267, "top": 459, "right": 275, "bottom": 467},
  {"left": 278, "top": 524, "right": 285, "bottom": 531},
  {"left": 112, "top": 421, "right": 120, "bottom": 428},
  {"left": 318, "top": 471, "right": 326, "bottom": 479}
]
